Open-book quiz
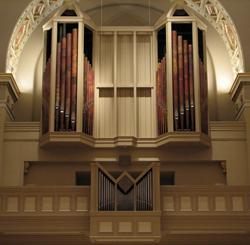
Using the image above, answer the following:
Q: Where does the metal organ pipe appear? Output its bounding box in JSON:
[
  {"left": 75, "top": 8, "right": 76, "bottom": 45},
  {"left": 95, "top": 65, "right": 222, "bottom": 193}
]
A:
[{"left": 97, "top": 168, "right": 153, "bottom": 211}]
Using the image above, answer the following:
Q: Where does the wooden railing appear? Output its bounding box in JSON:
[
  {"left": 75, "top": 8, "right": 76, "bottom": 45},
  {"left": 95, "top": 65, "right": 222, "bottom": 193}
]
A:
[
  {"left": 0, "top": 185, "right": 249, "bottom": 244},
  {"left": 161, "top": 185, "right": 250, "bottom": 213},
  {"left": 0, "top": 186, "right": 89, "bottom": 215},
  {"left": 0, "top": 185, "right": 249, "bottom": 215}
]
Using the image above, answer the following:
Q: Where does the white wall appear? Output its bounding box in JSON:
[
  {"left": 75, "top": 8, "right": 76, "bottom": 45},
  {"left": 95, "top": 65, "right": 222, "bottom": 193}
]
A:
[{"left": 2, "top": 122, "right": 248, "bottom": 186}]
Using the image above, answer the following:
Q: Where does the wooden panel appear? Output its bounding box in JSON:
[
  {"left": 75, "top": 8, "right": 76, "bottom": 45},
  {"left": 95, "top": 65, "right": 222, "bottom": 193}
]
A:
[
  {"left": 99, "top": 35, "right": 114, "bottom": 85},
  {"left": 76, "top": 196, "right": 88, "bottom": 211},
  {"left": 117, "top": 88, "right": 134, "bottom": 136},
  {"left": 41, "top": 196, "right": 53, "bottom": 212},
  {"left": 180, "top": 196, "right": 192, "bottom": 211},
  {"left": 215, "top": 196, "right": 226, "bottom": 211},
  {"left": 137, "top": 35, "right": 151, "bottom": 85},
  {"left": 232, "top": 196, "right": 244, "bottom": 211},
  {"left": 137, "top": 88, "right": 154, "bottom": 138},
  {"left": 118, "top": 222, "right": 133, "bottom": 233},
  {"left": 59, "top": 196, "right": 71, "bottom": 211},
  {"left": 117, "top": 35, "right": 133, "bottom": 85},
  {"left": 163, "top": 196, "right": 175, "bottom": 211},
  {"left": 137, "top": 221, "right": 152, "bottom": 233},
  {"left": 99, "top": 221, "right": 113, "bottom": 233},
  {"left": 197, "top": 196, "right": 209, "bottom": 211},
  {"left": 97, "top": 88, "right": 115, "bottom": 138},
  {"left": 24, "top": 196, "right": 36, "bottom": 212},
  {"left": 6, "top": 197, "right": 19, "bottom": 212}
]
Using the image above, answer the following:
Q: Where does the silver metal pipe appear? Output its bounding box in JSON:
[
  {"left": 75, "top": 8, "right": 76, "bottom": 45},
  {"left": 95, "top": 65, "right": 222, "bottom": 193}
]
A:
[
  {"left": 108, "top": 177, "right": 110, "bottom": 210},
  {"left": 99, "top": 171, "right": 101, "bottom": 210},
  {"left": 145, "top": 173, "right": 148, "bottom": 210},
  {"left": 108, "top": 178, "right": 110, "bottom": 211},
  {"left": 143, "top": 177, "right": 146, "bottom": 211},
  {"left": 149, "top": 171, "right": 151, "bottom": 210},
  {"left": 139, "top": 181, "right": 141, "bottom": 210},
  {"left": 142, "top": 179, "right": 144, "bottom": 211},
  {"left": 104, "top": 175, "right": 107, "bottom": 211},
  {"left": 98, "top": 171, "right": 100, "bottom": 210},
  {"left": 149, "top": 170, "right": 153, "bottom": 210},
  {"left": 101, "top": 172, "right": 104, "bottom": 210}
]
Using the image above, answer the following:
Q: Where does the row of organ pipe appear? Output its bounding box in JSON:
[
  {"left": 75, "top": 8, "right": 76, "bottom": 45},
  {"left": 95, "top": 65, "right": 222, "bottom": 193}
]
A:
[
  {"left": 42, "top": 57, "right": 51, "bottom": 134},
  {"left": 55, "top": 24, "right": 78, "bottom": 131},
  {"left": 156, "top": 57, "right": 168, "bottom": 135},
  {"left": 98, "top": 170, "right": 115, "bottom": 211},
  {"left": 172, "top": 30, "right": 195, "bottom": 131},
  {"left": 136, "top": 170, "right": 153, "bottom": 211},
  {"left": 52, "top": 24, "right": 95, "bottom": 134},
  {"left": 98, "top": 169, "right": 153, "bottom": 211},
  {"left": 83, "top": 56, "right": 94, "bottom": 135}
]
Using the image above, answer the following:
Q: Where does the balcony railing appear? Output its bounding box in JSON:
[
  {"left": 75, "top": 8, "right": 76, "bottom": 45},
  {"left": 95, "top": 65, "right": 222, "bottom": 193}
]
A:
[
  {"left": 0, "top": 185, "right": 249, "bottom": 244},
  {"left": 161, "top": 185, "right": 250, "bottom": 213},
  {"left": 0, "top": 185, "right": 249, "bottom": 215},
  {"left": 1, "top": 185, "right": 249, "bottom": 215},
  {"left": 0, "top": 186, "right": 89, "bottom": 215}
]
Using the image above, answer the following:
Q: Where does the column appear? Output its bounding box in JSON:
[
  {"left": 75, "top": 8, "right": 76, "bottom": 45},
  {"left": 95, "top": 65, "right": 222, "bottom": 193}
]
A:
[
  {"left": 230, "top": 73, "right": 250, "bottom": 184},
  {"left": 0, "top": 74, "right": 20, "bottom": 185}
]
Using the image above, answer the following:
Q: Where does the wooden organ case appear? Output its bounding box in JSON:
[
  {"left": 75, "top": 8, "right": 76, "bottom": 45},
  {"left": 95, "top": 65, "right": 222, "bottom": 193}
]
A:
[
  {"left": 90, "top": 163, "right": 161, "bottom": 242},
  {"left": 40, "top": 0, "right": 209, "bottom": 147},
  {"left": 40, "top": 0, "right": 210, "bottom": 242}
]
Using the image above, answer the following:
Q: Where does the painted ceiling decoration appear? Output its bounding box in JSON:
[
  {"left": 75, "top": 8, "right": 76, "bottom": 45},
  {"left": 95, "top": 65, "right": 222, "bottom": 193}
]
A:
[{"left": 6, "top": 0, "right": 244, "bottom": 77}]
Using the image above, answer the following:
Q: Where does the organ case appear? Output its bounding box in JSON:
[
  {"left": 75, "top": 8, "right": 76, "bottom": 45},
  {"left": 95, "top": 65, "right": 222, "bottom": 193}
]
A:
[
  {"left": 155, "top": 3, "right": 209, "bottom": 143},
  {"left": 40, "top": 1, "right": 209, "bottom": 147},
  {"left": 41, "top": 2, "right": 95, "bottom": 140}
]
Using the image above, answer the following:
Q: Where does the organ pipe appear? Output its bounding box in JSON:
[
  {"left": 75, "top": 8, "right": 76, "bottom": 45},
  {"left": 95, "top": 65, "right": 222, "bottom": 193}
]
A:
[{"left": 97, "top": 168, "right": 153, "bottom": 211}]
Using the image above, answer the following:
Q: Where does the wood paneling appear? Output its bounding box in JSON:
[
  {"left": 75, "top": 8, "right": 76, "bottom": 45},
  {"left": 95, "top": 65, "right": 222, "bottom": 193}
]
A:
[
  {"left": 99, "top": 35, "right": 114, "bottom": 85},
  {"left": 137, "top": 88, "right": 154, "bottom": 138},
  {"left": 117, "top": 88, "right": 134, "bottom": 136},
  {"left": 117, "top": 35, "right": 133, "bottom": 85},
  {"left": 97, "top": 88, "right": 115, "bottom": 138},
  {"left": 137, "top": 35, "right": 151, "bottom": 86}
]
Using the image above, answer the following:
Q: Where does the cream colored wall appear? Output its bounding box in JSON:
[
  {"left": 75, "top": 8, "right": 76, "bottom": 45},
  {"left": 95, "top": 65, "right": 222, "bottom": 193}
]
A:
[
  {"left": 0, "top": 0, "right": 30, "bottom": 72},
  {"left": 23, "top": 161, "right": 225, "bottom": 186},
  {"left": 2, "top": 122, "right": 247, "bottom": 186},
  {"left": 24, "top": 162, "right": 89, "bottom": 186},
  {"left": 206, "top": 24, "right": 235, "bottom": 120},
  {"left": 14, "top": 23, "right": 44, "bottom": 121},
  {"left": 206, "top": 50, "right": 217, "bottom": 120}
]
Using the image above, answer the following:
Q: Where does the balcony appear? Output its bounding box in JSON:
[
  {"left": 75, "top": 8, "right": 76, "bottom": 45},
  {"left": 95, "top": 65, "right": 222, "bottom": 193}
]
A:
[{"left": 0, "top": 185, "right": 250, "bottom": 244}]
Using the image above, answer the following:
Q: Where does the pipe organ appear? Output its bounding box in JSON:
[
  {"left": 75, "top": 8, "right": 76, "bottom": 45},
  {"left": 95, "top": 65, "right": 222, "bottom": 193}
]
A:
[
  {"left": 39, "top": 1, "right": 209, "bottom": 242},
  {"left": 136, "top": 170, "right": 153, "bottom": 211},
  {"left": 41, "top": 1, "right": 209, "bottom": 147},
  {"left": 94, "top": 164, "right": 157, "bottom": 212},
  {"left": 98, "top": 170, "right": 115, "bottom": 211}
]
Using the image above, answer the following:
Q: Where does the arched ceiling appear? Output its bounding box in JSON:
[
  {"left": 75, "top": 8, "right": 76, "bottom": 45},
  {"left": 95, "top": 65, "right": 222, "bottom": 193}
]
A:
[{"left": 6, "top": 0, "right": 244, "bottom": 77}]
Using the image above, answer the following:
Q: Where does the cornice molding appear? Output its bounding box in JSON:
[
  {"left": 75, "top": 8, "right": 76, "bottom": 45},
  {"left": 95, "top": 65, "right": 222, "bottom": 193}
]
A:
[
  {"left": 3, "top": 121, "right": 246, "bottom": 143},
  {"left": 230, "top": 72, "right": 250, "bottom": 101},
  {"left": 0, "top": 73, "right": 20, "bottom": 102}
]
